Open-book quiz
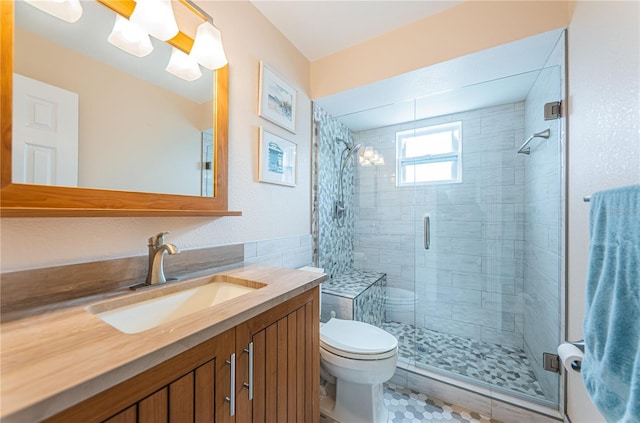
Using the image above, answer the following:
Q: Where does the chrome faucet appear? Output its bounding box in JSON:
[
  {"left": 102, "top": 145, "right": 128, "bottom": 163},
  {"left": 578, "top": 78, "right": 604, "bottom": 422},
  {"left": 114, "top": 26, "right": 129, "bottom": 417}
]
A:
[{"left": 145, "top": 232, "right": 180, "bottom": 285}]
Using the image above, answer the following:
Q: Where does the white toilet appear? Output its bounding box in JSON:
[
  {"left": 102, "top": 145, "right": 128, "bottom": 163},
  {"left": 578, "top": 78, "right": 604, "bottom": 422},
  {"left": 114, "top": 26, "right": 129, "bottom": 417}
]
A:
[
  {"left": 296, "top": 266, "right": 398, "bottom": 422},
  {"left": 319, "top": 318, "right": 398, "bottom": 423}
]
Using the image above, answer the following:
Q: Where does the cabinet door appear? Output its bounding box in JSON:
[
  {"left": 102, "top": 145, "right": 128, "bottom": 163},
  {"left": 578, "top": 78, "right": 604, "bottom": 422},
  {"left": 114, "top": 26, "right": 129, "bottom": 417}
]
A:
[
  {"left": 236, "top": 286, "right": 320, "bottom": 423},
  {"left": 44, "top": 328, "right": 235, "bottom": 423}
]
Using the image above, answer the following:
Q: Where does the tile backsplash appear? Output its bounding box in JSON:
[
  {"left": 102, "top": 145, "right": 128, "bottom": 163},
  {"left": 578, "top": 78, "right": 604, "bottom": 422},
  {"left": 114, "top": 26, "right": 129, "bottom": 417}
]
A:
[
  {"left": 243, "top": 234, "right": 313, "bottom": 269},
  {"left": 1, "top": 234, "right": 313, "bottom": 318}
]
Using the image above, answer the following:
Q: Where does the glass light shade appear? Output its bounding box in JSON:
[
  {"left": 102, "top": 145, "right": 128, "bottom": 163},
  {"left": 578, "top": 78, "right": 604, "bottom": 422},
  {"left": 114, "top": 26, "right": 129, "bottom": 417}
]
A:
[
  {"left": 190, "top": 22, "right": 228, "bottom": 70},
  {"left": 363, "top": 146, "right": 374, "bottom": 159},
  {"left": 166, "top": 47, "right": 202, "bottom": 81},
  {"left": 24, "top": 0, "right": 83, "bottom": 23},
  {"left": 130, "top": 0, "right": 179, "bottom": 41},
  {"left": 108, "top": 15, "right": 153, "bottom": 57}
]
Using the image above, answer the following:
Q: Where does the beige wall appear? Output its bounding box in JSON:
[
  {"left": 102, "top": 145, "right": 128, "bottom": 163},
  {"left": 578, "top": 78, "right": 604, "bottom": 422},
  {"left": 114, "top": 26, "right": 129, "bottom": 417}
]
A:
[
  {"left": 566, "top": 1, "right": 640, "bottom": 421},
  {"left": 1, "top": 1, "right": 312, "bottom": 271},
  {"left": 311, "top": 0, "right": 571, "bottom": 99}
]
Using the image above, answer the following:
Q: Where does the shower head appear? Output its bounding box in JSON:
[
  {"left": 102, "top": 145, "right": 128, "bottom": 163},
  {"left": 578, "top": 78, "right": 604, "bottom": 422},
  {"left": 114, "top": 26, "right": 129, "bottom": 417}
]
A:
[
  {"left": 346, "top": 143, "right": 362, "bottom": 159},
  {"left": 336, "top": 137, "right": 362, "bottom": 159}
]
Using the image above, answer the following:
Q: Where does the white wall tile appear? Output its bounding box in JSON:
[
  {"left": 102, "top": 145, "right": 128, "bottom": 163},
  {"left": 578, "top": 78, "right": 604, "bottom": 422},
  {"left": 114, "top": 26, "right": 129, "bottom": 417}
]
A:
[{"left": 352, "top": 102, "right": 528, "bottom": 349}]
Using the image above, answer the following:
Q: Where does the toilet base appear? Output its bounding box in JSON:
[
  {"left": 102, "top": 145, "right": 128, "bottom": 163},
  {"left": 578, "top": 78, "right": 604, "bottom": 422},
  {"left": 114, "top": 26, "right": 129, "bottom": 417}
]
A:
[{"left": 320, "top": 378, "right": 389, "bottom": 423}]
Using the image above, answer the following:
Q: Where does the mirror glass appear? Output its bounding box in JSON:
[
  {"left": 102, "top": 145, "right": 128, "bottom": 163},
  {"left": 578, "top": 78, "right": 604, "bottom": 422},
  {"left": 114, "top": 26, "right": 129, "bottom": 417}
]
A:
[{"left": 13, "top": 0, "right": 215, "bottom": 197}]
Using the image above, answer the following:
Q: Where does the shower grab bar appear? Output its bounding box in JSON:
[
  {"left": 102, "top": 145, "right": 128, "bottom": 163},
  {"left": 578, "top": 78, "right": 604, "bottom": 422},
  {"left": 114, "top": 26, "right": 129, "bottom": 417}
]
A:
[
  {"left": 517, "top": 128, "right": 551, "bottom": 155},
  {"left": 424, "top": 215, "right": 430, "bottom": 250}
]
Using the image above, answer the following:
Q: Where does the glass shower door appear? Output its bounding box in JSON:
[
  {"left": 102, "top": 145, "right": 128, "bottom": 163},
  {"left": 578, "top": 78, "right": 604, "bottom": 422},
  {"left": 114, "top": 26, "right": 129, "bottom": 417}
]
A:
[{"left": 410, "top": 31, "right": 565, "bottom": 408}]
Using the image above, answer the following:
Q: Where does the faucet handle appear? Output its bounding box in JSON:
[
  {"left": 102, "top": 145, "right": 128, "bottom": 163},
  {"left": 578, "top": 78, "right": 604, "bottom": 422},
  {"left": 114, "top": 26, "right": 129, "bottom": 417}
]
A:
[{"left": 149, "top": 231, "right": 170, "bottom": 247}]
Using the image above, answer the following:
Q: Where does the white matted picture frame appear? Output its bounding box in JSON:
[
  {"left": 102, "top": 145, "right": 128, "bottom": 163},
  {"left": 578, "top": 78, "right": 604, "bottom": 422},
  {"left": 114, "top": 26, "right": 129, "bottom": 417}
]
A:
[
  {"left": 258, "top": 62, "right": 297, "bottom": 133},
  {"left": 259, "top": 128, "right": 297, "bottom": 187}
]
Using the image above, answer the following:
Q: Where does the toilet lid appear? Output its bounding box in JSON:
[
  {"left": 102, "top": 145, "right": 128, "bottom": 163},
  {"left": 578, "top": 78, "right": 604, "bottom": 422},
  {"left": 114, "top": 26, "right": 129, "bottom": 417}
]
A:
[{"left": 320, "top": 318, "right": 397, "bottom": 356}]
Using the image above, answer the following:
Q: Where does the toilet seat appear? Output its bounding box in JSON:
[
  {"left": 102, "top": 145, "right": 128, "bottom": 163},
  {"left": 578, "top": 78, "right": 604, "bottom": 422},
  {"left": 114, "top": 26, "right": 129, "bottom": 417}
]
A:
[{"left": 320, "top": 318, "right": 397, "bottom": 360}]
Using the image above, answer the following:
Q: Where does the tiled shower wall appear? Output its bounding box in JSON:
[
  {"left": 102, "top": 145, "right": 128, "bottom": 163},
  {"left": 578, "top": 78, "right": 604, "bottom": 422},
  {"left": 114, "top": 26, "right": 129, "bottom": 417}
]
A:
[
  {"left": 312, "top": 104, "right": 356, "bottom": 278},
  {"left": 353, "top": 103, "right": 527, "bottom": 349},
  {"left": 522, "top": 32, "right": 565, "bottom": 403}
]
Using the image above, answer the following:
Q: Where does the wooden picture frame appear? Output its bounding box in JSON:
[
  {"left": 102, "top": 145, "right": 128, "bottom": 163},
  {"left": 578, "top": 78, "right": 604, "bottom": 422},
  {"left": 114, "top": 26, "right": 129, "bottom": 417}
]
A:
[
  {"left": 258, "top": 128, "right": 297, "bottom": 187},
  {"left": 258, "top": 62, "right": 297, "bottom": 133}
]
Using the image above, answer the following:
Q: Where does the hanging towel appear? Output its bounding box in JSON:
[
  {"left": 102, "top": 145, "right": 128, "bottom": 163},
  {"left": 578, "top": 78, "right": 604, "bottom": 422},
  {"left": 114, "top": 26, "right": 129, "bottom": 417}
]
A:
[{"left": 582, "top": 184, "right": 640, "bottom": 423}]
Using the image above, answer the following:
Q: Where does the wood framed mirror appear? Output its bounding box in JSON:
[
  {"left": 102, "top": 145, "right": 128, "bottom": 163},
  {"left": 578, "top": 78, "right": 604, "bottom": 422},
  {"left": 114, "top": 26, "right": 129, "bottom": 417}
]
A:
[{"left": 1, "top": 0, "right": 239, "bottom": 217}]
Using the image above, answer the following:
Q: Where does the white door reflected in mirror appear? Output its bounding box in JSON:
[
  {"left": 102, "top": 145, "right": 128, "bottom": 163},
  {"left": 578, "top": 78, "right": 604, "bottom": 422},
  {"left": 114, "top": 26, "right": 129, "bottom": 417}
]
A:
[{"left": 12, "top": 73, "right": 79, "bottom": 187}]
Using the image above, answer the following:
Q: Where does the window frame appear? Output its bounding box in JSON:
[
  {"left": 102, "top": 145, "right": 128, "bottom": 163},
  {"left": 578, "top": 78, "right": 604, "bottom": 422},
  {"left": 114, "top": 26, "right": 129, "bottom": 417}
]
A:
[{"left": 396, "top": 121, "right": 462, "bottom": 186}]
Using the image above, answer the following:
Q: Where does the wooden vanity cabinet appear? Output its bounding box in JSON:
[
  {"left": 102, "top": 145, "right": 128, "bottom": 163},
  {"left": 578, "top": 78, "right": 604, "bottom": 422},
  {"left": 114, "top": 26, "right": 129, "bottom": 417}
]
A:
[
  {"left": 44, "top": 329, "right": 236, "bottom": 423},
  {"left": 235, "top": 286, "right": 320, "bottom": 423},
  {"left": 43, "top": 287, "right": 319, "bottom": 423}
]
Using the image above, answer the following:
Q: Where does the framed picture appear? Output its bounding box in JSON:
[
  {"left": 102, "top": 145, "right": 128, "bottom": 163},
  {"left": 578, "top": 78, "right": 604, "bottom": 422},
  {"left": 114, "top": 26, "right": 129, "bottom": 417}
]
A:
[
  {"left": 259, "top": 128, "right": 297, "bottom": 187},
  {"left": 258, "top": 62, "right": 297, "bottom": 133}
]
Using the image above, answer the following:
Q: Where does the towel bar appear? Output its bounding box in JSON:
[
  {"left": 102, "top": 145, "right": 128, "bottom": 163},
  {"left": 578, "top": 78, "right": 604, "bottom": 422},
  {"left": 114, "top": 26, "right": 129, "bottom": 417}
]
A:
[{"left": 584, "top": 195, "right": 591, "bottom": 202}]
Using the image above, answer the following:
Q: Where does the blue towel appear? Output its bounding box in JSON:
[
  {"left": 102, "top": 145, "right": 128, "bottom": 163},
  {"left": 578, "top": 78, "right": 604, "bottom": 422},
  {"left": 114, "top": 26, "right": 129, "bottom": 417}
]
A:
[{"left": 582, "top": 184, "right": 640, "bottom": 423}]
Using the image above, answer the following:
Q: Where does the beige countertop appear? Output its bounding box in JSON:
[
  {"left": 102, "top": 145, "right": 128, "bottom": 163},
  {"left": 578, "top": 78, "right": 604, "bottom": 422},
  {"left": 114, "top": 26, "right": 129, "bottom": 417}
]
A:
[{"left": 0, "top": 264, "right": 326, "bottom": 423}]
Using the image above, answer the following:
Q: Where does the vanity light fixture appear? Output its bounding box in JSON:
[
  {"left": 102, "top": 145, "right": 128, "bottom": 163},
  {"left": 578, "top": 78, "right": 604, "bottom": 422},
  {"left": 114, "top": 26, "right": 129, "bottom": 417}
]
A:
[
  {"left": 129, "top": 0, "right": 179, "bottom": 41},
  {"left": 25, "top": 0, "right": 228, "bottom": 81},
  {"left": 190, "top": 21, "right": 228, "bottom": 70},
  {"left": 166, "top": 47, "right": 202, "bottom": 81},
  {"left": 24, "top": 0, "right": 83, "bottom": 23},
  {"left": 108, "top": 15, "right": 154, "bottom": 57}
]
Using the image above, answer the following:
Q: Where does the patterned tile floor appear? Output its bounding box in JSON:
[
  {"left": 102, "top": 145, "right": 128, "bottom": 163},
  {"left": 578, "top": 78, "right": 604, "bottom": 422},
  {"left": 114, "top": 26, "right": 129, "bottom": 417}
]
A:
[
  {"left": 382, "top": 321, "right": 547, "bottom": 400},
  {"left": 320, "top": 382, "right": 497, "bottom": 423},
  {"left": 384, "top": 382, "right": 499, "bottom": 423}
]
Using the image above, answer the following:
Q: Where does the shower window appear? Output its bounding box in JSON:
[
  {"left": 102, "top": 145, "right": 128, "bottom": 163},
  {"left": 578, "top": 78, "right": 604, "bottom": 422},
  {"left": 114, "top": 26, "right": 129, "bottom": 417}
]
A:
[{"left": 396, "top": 121, "right": 462, "bottom": 185}]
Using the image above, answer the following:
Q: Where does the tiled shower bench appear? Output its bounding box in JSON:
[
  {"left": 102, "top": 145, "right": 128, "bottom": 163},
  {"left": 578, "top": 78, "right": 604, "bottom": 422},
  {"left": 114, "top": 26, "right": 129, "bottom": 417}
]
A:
[{"left": 320, "top": 269, "right": 386, "bottom": 326}]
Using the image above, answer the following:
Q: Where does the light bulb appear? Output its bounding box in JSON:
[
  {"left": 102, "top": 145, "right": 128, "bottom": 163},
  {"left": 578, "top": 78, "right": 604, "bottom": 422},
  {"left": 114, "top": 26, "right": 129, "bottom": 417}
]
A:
[
  {"left": 190, "top": 22, "right": 228, "bottom": 70},
  {"left": 166, "top": 47, "right": 202, "bottom": 81},
  {"left": 24, "top": 0, "right": 83, "bottom": 23},
  {"left": 130, "top": 0, "right": 178, "bottom": 41},
  {"left": 108, "top": 15, "right": 153, "bottom": 57}
]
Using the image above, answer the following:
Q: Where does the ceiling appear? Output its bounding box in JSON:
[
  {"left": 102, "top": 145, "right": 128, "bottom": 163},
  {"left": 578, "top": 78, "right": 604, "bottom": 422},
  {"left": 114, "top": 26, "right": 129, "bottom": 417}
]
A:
[
  {"left": 251, "top": 1, "right": 564, "bottom": 132},
  {"left": 315, "top": 28, "right": 563, "bottom": 131},
  {"left": 250, "top": 1, "right": 463, "bottom": 62}
]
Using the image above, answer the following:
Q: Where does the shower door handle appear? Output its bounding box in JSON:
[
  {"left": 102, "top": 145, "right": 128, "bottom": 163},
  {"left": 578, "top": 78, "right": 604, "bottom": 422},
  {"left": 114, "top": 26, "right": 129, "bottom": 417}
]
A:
[{"left": 424, "top": 215, "right": 430, "bottom": 250}]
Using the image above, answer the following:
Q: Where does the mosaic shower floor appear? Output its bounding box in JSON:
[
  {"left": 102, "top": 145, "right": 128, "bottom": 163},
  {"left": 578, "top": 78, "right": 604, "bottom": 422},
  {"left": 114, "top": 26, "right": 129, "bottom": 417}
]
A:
[{"left": 381, "top": 321, "right": 546, "bottom": 400}]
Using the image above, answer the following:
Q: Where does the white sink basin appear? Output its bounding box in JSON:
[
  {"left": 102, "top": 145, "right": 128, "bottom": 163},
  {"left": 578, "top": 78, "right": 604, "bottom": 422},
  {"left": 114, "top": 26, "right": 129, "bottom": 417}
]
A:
[{"left": 88, "top": 276, "right": 264, "bottom": 334}]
